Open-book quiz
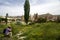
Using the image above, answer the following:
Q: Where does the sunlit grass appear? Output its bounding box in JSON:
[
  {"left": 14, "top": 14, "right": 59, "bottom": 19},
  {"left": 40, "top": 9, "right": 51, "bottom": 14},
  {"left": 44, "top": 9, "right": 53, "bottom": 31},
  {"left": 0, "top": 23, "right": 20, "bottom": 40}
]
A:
[{"left": 0, "top": 22, "right": 60, "bottom": 40}]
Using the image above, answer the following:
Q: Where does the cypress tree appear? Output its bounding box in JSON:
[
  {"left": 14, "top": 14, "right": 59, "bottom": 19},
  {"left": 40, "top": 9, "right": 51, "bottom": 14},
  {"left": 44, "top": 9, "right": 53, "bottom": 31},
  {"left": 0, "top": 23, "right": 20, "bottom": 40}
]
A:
[{"left": 24, "top": 0, "right": 30, "bottom": 24}]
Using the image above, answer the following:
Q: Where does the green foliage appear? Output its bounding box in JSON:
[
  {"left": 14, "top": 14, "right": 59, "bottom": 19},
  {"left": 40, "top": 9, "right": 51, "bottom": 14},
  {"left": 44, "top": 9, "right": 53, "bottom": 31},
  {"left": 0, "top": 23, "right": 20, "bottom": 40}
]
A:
[
  {"left": 24, "top": 0, "right": 30, "bottom": 24},
  {"left": 0, "top": 18, "right": 2, "bottom": 22},
  {"left": 0, "top": 17, "right": 5, "bottom": 23},
  {"left": 5, "top": 13, "right": 8, "bottom": 24},
  {"left": 24, "top": 23, "right": 60, "bottom": 40},
  {"left": 37, "top": 17, "right": 46, "bottom": 23},
  {"left": 15, "top": 21, "right": 21, "bottom": 25},
  {"left": 56, "top": 16, "right": 60, "bottom": 23},
  {"left": 0, "top": 22, "right": 60, "bottom": 40}
]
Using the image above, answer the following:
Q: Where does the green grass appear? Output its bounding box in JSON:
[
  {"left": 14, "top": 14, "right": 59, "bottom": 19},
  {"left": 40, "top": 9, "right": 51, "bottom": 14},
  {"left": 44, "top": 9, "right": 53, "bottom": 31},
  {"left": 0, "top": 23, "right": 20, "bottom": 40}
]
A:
[{"left": 0, "top": 22, "right": 60, "bottom": 40}]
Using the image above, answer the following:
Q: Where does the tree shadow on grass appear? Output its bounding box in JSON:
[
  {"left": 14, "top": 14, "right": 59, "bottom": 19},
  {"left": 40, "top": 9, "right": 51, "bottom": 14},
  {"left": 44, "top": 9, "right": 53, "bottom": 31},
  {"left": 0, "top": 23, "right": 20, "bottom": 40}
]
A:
[
  {"left": 0, "top": 36, "right": 13, "bottom": 40},
  {"left": 56, "top": 36, "right": 60, "bottom": 40}
]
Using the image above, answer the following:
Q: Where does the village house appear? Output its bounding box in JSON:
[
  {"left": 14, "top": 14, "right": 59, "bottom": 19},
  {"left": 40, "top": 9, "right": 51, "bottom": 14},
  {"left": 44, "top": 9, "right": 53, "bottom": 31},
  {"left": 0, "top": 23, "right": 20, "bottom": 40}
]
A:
[{"left": 33, "top": 13, "right": 60, "bottom": 22}]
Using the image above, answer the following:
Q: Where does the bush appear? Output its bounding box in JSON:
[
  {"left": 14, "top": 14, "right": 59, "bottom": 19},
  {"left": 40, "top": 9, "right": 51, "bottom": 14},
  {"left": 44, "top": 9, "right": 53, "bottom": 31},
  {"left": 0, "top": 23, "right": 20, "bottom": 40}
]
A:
[
  {"left": 37, "top": 17, "right": 46, "bottom": 23},
  {"left": 15, "top": 21, "right": 22, "bottom": 25}
]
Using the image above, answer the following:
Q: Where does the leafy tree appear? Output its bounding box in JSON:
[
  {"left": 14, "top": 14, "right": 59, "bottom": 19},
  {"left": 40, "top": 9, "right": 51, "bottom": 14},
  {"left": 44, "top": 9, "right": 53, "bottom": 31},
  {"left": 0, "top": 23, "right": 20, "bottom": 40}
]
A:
[
  {"left": 37, "top": 17, "right": 46, "bottom": 23},
  {"left": 0, "top": 17, "right": 5, "bottom": 23},
  {"left": 57, "top": 16, "right": 60, "bottom": 23},
  {"left": 24, "top": 0, "right": 30, "bottom": 24},
  {"left": 5, "top": 13, "right": 8, "bottom": 24},
  {"left": 34, "top": 13, "right": 38, "bottom": 22},
  {"left": 0, "top": 18, "right": 2, "bottom": 23}
]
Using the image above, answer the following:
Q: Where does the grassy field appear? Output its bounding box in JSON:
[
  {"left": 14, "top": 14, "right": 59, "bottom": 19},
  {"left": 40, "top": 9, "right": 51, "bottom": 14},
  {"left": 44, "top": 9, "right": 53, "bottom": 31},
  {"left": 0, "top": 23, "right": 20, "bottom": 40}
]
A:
[{"left": 0, "top": 22, "right": 60, "bottom": 40}]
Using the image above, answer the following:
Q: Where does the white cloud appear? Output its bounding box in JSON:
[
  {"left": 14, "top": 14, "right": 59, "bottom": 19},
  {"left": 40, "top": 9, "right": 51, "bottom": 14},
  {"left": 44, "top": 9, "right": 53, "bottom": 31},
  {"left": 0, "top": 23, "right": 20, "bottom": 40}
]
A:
[
  {"left": 30, "top": 0, "right": 60, "bottom": 15},
  {"left": 0, "top": 6, "right": 24, "bottom": 16},
  {"left": 0, "top": 0, "right": 60, "bottom": 16}
]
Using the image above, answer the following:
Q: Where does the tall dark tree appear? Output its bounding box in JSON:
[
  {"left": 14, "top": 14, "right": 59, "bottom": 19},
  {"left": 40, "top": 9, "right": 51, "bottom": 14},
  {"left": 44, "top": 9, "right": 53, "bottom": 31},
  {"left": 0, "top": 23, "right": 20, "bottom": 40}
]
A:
[
  {"left": 34, "top": 13, "right": 38, "bottom": 22},
  {"left": 57, "top": 15, "right": 60, "bottom": 22},
  {"left": 0, "top": 17, "right": 2, "bottom": 23},
  {"left": 5, "top": 13, "right": 8, "bottom": 24},
  {"left": 24, "top": 0, "right": 30, "bottom": 24}
]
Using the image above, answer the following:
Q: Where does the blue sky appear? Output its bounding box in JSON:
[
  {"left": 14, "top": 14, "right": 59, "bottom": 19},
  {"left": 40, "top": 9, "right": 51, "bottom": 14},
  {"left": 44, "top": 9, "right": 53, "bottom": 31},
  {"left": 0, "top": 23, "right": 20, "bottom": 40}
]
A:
[{"left": 0, "top": 0, "right": 60, "bottom": 16}]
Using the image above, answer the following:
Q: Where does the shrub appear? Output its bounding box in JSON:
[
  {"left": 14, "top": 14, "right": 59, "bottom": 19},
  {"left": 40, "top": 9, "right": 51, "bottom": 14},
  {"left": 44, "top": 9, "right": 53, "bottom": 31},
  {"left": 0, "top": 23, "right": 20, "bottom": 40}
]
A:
[{"left": 37, "top": 17, "right": 46, "bottom": 23}]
